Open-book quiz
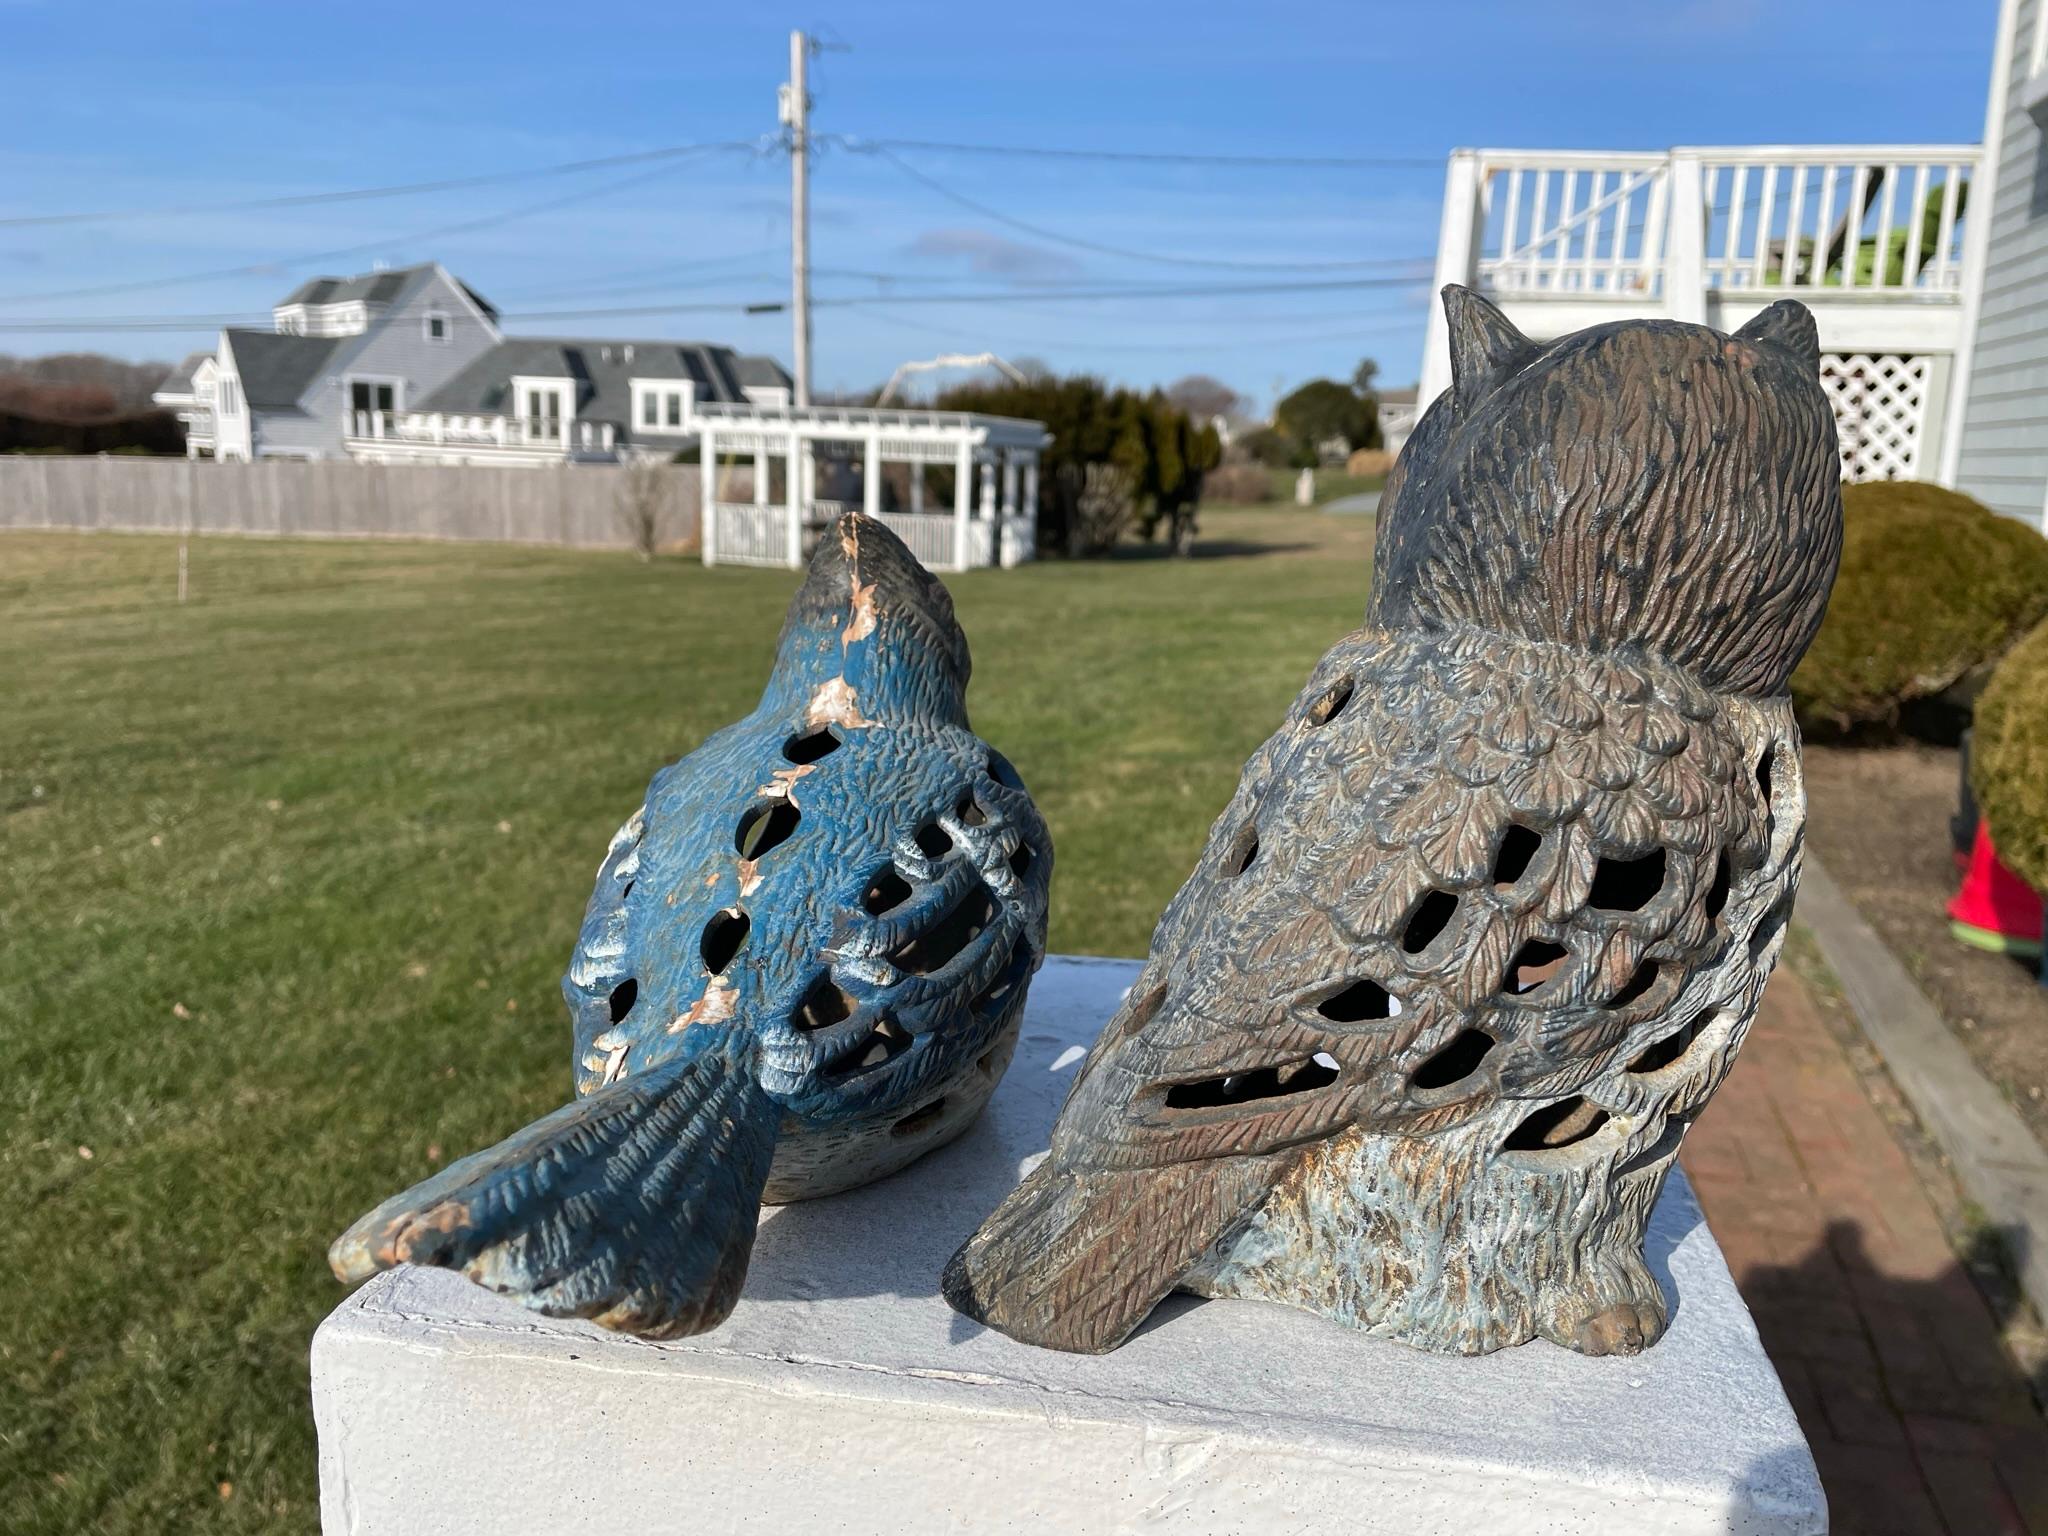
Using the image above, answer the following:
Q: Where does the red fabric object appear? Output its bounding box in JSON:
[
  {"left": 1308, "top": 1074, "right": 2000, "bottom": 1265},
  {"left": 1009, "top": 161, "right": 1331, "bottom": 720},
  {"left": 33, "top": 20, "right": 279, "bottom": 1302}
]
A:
[{"left": 1948, "top": 819, "right": 2046, "bottom": 957}]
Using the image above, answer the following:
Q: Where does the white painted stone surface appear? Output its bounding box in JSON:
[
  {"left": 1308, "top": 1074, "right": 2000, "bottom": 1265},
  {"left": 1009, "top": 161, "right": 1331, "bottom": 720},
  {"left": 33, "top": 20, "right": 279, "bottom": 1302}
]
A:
[{"left": 313, "top": 955, "right": 1825, "bottom": 1535}]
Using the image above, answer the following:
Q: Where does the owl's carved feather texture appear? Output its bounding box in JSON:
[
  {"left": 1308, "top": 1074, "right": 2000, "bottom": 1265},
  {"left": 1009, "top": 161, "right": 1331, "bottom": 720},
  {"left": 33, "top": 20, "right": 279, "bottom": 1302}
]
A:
[
  {"left": 334, "top": 515, "right": 1052, "bottom": 1338},
  {"left": 946, "top": 291, "right": 1840, "bottom": 1356}
]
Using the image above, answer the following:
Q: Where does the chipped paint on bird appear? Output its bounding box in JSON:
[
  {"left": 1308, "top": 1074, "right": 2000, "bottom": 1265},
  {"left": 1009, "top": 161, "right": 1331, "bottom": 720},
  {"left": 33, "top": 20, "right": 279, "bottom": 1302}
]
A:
[
  {"left": 944, "top": 290, "right": 1841, "bottom": 1358},
  {"left": 331, "top": 513, "right": 1052, "bottom": 1340}
]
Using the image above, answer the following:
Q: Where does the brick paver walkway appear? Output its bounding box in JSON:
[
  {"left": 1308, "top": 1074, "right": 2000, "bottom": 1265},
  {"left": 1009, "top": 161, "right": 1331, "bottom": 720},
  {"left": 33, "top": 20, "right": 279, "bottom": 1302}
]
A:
[{"left": 1682, "top": 972, "right": 2048, "bottom": 1535}]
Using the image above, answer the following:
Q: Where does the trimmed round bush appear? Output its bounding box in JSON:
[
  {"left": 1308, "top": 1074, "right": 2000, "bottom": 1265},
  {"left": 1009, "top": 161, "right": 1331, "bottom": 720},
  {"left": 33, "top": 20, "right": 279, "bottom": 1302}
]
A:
[
  {"left": 1972, "top": 614, "right": 2048, "bottom": 890},
  {"left": 1791, "top": 481, "right": 2048, "bottom": 730}
]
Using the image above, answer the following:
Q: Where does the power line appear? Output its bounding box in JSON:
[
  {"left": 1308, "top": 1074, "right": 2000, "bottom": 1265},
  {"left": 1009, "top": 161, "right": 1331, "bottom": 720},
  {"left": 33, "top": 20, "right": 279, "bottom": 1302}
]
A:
[
  {"left": 0, "top": 139, "right": 768, "bottom": 230},
  {"left": 837, "top": 135, "right": 1441, "bottom": 171},
  {"left": 0, "top": 150, "right": 757, "bottom": 306},
  {"left": 856, "top": 305, "right": 1424, "bottom": 355},
  {"left": 851, "top": 144, "right": 1414, "bottom": 274}
]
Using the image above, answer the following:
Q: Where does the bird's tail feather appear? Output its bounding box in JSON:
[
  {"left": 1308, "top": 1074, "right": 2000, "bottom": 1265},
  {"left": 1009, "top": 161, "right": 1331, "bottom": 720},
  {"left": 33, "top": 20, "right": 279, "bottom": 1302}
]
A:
[
  {"left": 330, "top": 1049, "right": 778, "bottom": 1339},
  {"left": 942, "top": 1155, "right": 1282, "bottom": 1354}
]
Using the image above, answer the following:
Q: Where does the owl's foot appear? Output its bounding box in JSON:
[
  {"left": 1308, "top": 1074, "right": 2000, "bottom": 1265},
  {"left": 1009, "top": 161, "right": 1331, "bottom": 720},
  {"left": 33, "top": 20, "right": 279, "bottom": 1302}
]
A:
[{"left": 1567, "top": 1298, "right": 1667, "bottom": 1357}]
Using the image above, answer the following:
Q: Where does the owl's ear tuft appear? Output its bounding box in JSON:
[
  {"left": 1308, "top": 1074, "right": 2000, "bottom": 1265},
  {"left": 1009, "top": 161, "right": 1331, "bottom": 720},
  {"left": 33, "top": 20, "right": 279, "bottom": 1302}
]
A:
[
  {"left": 1443, "top": 285, "right": 1537, "bottom": 411},
  {"left": 1734, "top": 300, "right": 1820, "bottom": 374}
]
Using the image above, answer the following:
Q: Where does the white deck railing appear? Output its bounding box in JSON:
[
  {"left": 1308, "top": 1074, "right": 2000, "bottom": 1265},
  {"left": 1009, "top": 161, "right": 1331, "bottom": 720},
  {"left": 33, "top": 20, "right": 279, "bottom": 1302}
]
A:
[
  {"left": 1469, "top": 145, "right": 1977, "bottom": 303},
  {"left": 707, "top": 502, "right": 794, "bottom": 567},
  {"left": 873, "top": 511, "right": 961, "bottom": 569},
  {"left": 346, "top": 411, "right": 616, "bottom": 455}
]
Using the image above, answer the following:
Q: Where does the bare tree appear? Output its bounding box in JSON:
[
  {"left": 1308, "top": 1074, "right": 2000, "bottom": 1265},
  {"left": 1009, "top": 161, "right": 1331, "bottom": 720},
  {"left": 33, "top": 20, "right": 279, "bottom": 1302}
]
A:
[
  {"left": 1166, "top": 373, "right": 1246, "bottom": 424},
  {"left": 617, "top": 461, "right": 671, "bottom": 560},
  {"left": 1070, "top": 462, "right": 1137, "bottom": 555}
]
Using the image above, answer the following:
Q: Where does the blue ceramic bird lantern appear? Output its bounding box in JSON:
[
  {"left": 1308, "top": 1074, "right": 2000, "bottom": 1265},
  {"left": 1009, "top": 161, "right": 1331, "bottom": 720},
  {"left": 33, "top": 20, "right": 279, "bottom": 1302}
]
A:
[{"left": 332, "top": 513, "right": 1053, "bottom": 1338}]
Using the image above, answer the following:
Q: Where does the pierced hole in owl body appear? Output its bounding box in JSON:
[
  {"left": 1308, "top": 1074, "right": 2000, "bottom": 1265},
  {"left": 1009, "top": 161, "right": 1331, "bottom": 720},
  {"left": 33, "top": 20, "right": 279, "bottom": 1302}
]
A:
[
  {"left": 1008, "top": 842, "right": 1036, "bottom": 879},
  {"left": 1503, "top": 1095, "right": 1611, "bottom": 1152},
  {"left": 1401, "top": 890, "right": 1460, "bottom": 954},
  {"left": 892, "top": 1097, "right": 950, "bottom": 1138},
  {"left": 970, "top": 941, "right": 1026, "bottom": 1016},
  {"left": 1504, "top": 940, "right": 1569, "bottom": 995},
  {"left": 736, "top": 799, "right": 801, "bottom": 860},
  {"left": 620, "top": 880, "right": 635, "bottom": 901},
  {"left": 1227, "top": 826, "right": 1259, "bottom": 876},
  {"left": 1629, "top": 1014, "right": 1712, "bottom": 1074},
  {"left": 988, "top": 750, "right": 1024, "bottom": 789},
  {"left": 782, "top": 727, "right": 842, "bottom": 765},
  {"left": 1307, "top": 677, "right": 1354, "bottom": 726},
  {"left": 1704, "top": 850, "right": 1732, "bottom": 921},
  {"left": 1749, "top": 888, "right": 1794, "bottom": 962},
  {"left": 606, "top": 978, "right": 638, "bottom": 1024},
  {"left": 1412, "top": 1028, "right": 1496, "bottom": 1089},
  {"left": 1121, "top": 981, "right": 1168, "bottom": 1039},
  {"left": 889, "top": 883, "right": 999, "bottom": 975},
  {"left": 1317, "top": 977, "right": 1401, "bottom": 1023},
  {"left": 1163, "top": 1053, "right": 1339, "bottom": 1111},
  {"left": 700, "top": 908, "right": 750, "bottom": 973},
  {"left": 792, "top": 974, "right": 854, "bottom": 1031},
  {"left": 1588, "top": 848, "right": 1667, "bottom": 912},
  {"left": 915, "top": 821, "right": 954, "bottom": 858},
  {"left": 1492, "top": 824, "right": 1542, "bottom": 887},
  {"left": 957, "top": 791, "right": 988, "bottom": 828},
  {"left": 1607, "top": 959, "right": 1660, "bottom": 1009},
  {"left": 825, "top": 1016, "right": 911, "bottom": 1076},
  {"left": 863, "top": 867, "right": 913, "bottom": 915}
]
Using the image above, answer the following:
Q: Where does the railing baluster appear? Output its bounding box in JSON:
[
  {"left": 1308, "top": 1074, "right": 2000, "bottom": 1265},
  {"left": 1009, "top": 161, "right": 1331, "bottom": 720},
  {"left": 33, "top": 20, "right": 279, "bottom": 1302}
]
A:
[
  {"left": 1750, "top": 164, "right": 1778, "bottom": 291},
  {"left": 1904, "top": 163, "right": 1930, "bottom": 288},
  {"left": 1724, "top": 164, "right": 1749, "bottom": 292},
  {"left": 1781, "top": 165, "right": 1809, "bottom": 285},
  {"left": 1527, "top": 171, "right": 1550, "bottom": 291},
  {"left": 1556, "top": 170, "right": 1579, "bottom": 291},
  {"left": 1501, "top": 168, "right": 1523, "bottom": 278},
  {"left": 1584, "top": 169, "right": 1607, "bottom": 291},
  {"left": 1813, "top": 164, "right": 1840, "bottom": 289},
  {"left": 1842, "top": 163, "right": 1869, "bottom": 291},
  {"left": 1871, "top": 163, "right": 1899, "bottom": 290},
  {"left": 1935, "top": 164, "right": 1963, "bottom": 288},
  {"left": 1641, "top": 164, "right": 1670, "bottom": 296}
]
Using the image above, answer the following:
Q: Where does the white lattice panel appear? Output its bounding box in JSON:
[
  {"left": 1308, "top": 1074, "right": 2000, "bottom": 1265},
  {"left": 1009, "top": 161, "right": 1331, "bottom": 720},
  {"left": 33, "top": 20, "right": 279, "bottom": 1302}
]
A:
[{"left": 1818, "top": 353, "right": 1929, "bottom": 483}]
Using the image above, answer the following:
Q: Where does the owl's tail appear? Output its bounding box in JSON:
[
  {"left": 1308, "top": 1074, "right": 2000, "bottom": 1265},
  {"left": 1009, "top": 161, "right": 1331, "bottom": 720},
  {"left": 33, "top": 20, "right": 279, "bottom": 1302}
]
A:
[
  {"left": 329, "top": 1046, "right": 779, "bottom": 1339},
  {"left": 942, "top": 1153, "right": 1283, "bottom": 1354}
]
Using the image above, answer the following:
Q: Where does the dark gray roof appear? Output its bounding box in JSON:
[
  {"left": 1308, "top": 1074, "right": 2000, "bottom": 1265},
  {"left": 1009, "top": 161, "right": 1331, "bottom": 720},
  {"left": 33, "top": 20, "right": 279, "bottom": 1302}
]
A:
[
  {"left": 416, "top": 339, "right": 784, "bottom": 430},
  {"left": 155, "top": 349, "right": 211, "bottom": 397},
  {"left": 223, "top": 329, "right": 344, "bottom": 409},
  {"left": 278, "top": 264, "right": 427, "bottom": 309},
  {"left": 735, "top": 354, "right": 793, "bottom": 391}
]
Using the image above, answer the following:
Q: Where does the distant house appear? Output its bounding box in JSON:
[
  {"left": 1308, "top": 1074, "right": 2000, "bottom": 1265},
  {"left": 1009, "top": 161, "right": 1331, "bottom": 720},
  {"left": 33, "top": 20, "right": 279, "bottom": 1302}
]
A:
[
  {"left": 153, "top": 262, "right": 790, "bottom": 466},
  {"left": 1376, "top": 386, "right": 1419, "bottom": 458}
]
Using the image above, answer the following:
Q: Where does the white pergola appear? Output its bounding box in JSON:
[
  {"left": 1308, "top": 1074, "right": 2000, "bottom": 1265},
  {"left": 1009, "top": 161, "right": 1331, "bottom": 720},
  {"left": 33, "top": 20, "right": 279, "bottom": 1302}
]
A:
[{"left": 694, "top": 401, "right": 1049, "bottom": 573}]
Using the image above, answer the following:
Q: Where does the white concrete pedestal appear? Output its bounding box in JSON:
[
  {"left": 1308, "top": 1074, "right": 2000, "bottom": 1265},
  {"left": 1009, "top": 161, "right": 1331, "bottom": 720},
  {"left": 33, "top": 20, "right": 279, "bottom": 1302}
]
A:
[{"left": 313, "top": 956, "right": 1825, "bottom": 1535}]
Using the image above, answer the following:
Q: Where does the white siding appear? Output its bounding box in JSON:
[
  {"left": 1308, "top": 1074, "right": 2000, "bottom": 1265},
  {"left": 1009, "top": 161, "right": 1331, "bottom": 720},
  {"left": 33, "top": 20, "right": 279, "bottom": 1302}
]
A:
[{"left": 1956, "top": 0, "right": 2048, "bottom": 528}]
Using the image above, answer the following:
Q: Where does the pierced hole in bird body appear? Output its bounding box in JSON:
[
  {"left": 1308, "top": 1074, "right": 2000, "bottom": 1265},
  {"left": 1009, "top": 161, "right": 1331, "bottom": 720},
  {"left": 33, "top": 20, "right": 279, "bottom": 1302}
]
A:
[
  {"left": 1120, "top": 981, "right": 1168, "bottom": 1039},
  {"left": 619, "top": 880, "right": 635, "bottom": 901},
  {"left": 736, "top": 798, "right": 801, "bottom": 860},
  {"left": 1226, "top": 825, "right": 1259, "bottom": 877},
  {"left": 988, "top": 749, "right": 1024, "bottom": 789},
  {"left": 1492, "top": 824, "right": 1542, "bottom": 888},
  {"left": 1008, "top": 842, "right": 1035, "bottom": 880},
  {"left": 1401, "top": 889, "right": 1459, "bottom": 954},
  {"left": 1307, "top": 677, "right": 1354, "bottom": 726},
  {"left": 606, "top": 978, "right": 638, "bottom": 1024},
  {"left": 1588, "top": 848, "right": 1667, "bottom": 912},
  {"left": 863, "top": 867, "right": 913, "bottom": 915},
  {"left": 889, "top": 883, "right": 998, "bottom": 975},
  {"left": 970, "top": 942, "right": 1025, "bottom": 1016},
  {"left": 826, "top": 1016, "right": 911, "bottom": 1076},
  {"left": 1703, "top": 850, "right": 1732, "bottom": 921},
  {"left": 1607, "top": 959, "right": 1660, "bottom": 1009},
  {"left": 792, "top": 973, "right": 854, "bottom": 1032},
  {"left": 914, "top": 820, "right": 954, "bottom": 858},
  {"left": 1318, "top": 977, "right": 1401, "bottom": 1023},
  {"left": 1163, "top": 1054, "right": 1339, "bottom": 1111},
  {"left": 891, "top": 1097, "right": 949, "bottom": 1138},
  {"left": 956, "top": 791, "right": 988, "bottom": 828},
  {"left": 1756, "top": 746, "right": 1775, "bottom": 809},
  {"left": 1503, "top": 940, "right": 1569, "bottom": 996},
  {"left": 700, "top": 908, "right": 750, "bottom": 973},
  {"left": 1628, "top": 1014, "right": 1711, "bottom": 1074},
  {"left": 782, "top": 727, "right": 842, "bottom": 765},
  {"left": 1411, "top": 1028, "right": 1495, "bottom": 1089},
  {"left": 1503, "top": 1095, "right": 1611, "bottom": 1152}
]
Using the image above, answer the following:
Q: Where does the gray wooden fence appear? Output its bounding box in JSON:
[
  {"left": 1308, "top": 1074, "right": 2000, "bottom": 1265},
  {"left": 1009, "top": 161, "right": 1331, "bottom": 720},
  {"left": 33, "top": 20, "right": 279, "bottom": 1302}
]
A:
[{"left": 0, "top": 456, "right": 701, "bottom": 550}]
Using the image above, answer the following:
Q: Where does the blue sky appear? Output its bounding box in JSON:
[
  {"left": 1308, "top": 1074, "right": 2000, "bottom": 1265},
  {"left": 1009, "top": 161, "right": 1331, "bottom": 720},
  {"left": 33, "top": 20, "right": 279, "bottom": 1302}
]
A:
[{"left": 0, "top": 0, "right": 2001, "bottom": 407}]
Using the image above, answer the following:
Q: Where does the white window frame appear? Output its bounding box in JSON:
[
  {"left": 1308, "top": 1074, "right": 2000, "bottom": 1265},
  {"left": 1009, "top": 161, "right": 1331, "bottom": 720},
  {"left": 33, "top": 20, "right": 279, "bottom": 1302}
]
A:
[
  {"left": 423, "top": 309, "right": 451, "bottom": 344},
  {"left": 629, "top": 378, "right": 694, "bottom": 435}
]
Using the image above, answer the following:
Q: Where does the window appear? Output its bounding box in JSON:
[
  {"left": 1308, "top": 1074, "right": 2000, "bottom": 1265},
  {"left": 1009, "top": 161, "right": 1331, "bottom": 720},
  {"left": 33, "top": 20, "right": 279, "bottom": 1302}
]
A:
[
  {"left": 642, "top": 391, "right": 659, "bottom": 427},
  {"left": 349, "top": 380, "right": 396, "bottom": 436},
  {"left": 666, "top": 391, "right": 682, "bottom": 427},
  {"left": 218, "top": 379, "right": 240, "bottom": 415},
  {"left": 423, "top": 311, "right": 450, "bottom": 343}
]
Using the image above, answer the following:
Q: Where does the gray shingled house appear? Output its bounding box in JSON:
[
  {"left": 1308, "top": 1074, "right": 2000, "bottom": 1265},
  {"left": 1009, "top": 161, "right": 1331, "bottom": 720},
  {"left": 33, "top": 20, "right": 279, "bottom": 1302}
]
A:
[{"left": 153, "top": 262, "right": 790, "bottom": 466}]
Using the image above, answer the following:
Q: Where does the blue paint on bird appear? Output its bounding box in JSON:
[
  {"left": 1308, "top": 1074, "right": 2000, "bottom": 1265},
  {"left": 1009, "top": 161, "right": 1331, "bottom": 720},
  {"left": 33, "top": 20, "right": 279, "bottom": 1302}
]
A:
[{"left": 332, "top": 514, "right": 1052, "bottom": 1339}]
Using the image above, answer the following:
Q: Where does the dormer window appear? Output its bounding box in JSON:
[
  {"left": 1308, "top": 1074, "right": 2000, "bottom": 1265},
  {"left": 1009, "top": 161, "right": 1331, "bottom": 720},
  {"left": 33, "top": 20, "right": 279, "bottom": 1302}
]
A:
[
  {"left": 424, "top": 310, "right": 450, "bottom": 343},
  {"left": 630, "top": 379, "right": 692, "bottom": 434}
]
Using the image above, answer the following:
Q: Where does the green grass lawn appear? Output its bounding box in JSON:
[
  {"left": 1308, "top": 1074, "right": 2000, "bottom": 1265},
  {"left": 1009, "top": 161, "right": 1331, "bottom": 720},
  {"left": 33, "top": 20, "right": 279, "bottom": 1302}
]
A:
[
  {"left": 1205, "top": 465, "right": 1387, "bottom": 510},
  {"left": 1, "top": 508, "right": 1374, "bottom": 1533}
]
